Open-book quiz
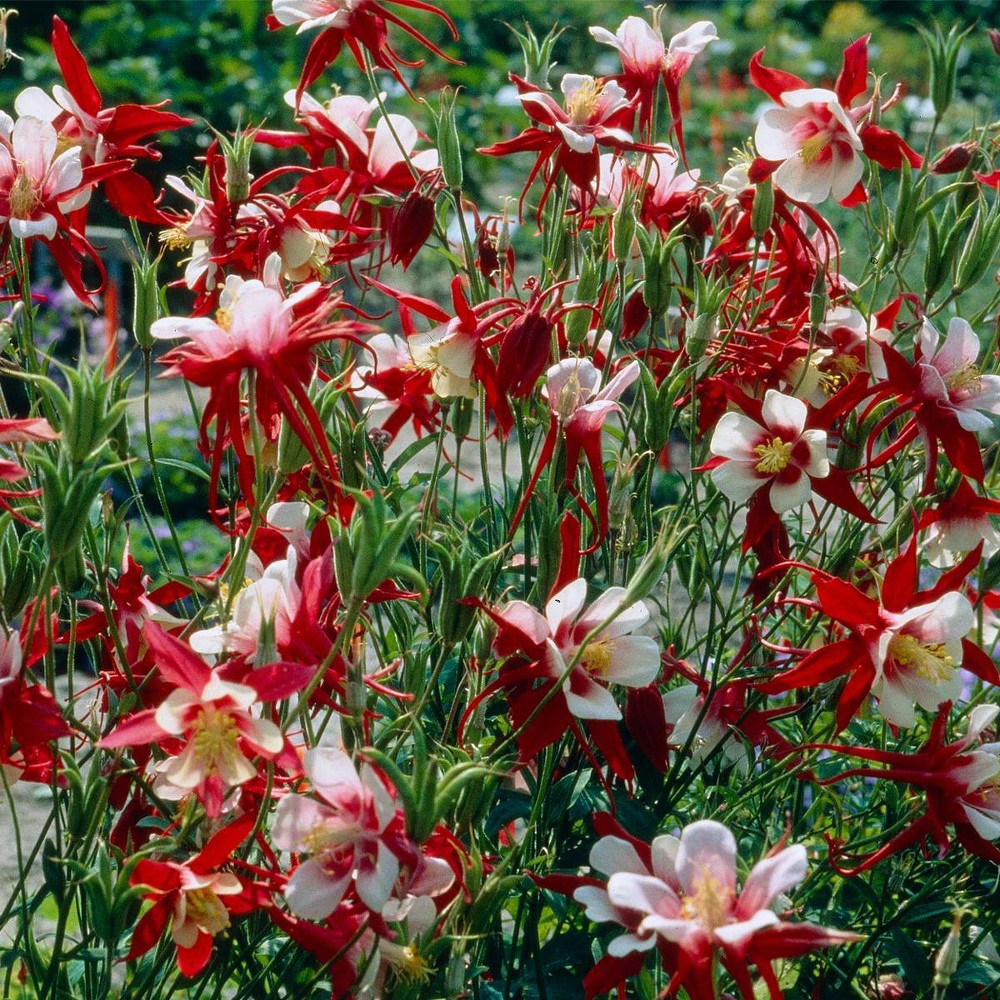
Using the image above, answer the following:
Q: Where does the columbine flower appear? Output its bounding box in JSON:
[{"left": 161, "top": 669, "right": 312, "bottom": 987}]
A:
[
  {"left": 571, "top": 818, "right": 857, "bottom": 999},
  {"left": 590, "top": 15, "right": 717, "bottom": 144},
  {"left": 272, "top": 745, "right": 413, "bottom": 918},
  {"left": 815, "top": 704, "right": 1000, "bottom": 872},
  {"left": 100, "top": 623, "right": 309, "bottom": 816},
  {"left": 754, "top": 89, "right": 864, "bottom": 204},
  {"left": 127, "top": 818, "right": 263, "bottom": 977},
  {"left": 758, "top": 541, "right": 999, "bottom": 731},
  {"left": 916, "top": 317, "right": 1000, "bottom": 432},
  {"left": 709, "top": 389, "right": 829, "bottom": 513},
  {"left": 0, "top": 114, "right": 85, "bottom": 240}
]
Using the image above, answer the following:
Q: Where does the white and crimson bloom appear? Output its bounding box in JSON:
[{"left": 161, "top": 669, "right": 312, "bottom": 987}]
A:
[
  {"left": 272, "top": 746, "right": 412, "bottom": 919},
  {"left": 0, "top": 113, "right": 87, "bottom": 240},
  {"left": 128, "top": 818, "right": 263, "bottom": 977},
  {"left": 916, "top": 317, "right": 1000, "bottom": 432},
  {"left": 754, "top": 89, "right": 864, "bottom": 204},
  {"left": 758, "top": 539, "right": 999, "bottom": 732},
  {"left": 100, "top": 623, "right": 310, "bottom": 816},
  {"left": 572, "top": 819, "right": 857, "bottom": 1000},
  {"left": 589, "top": 14, "right": 717, "bottom": 141},
  {"left": 709, "top": 389, "right": 829, "bottom": 513},
  {"left": 494, "top": 577, "right": 659, "bottom": 722}
]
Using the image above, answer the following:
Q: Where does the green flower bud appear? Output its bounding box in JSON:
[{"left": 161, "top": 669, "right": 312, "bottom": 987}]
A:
[
  {"left": 433, "top": 88, "right": 463, "bottom": 190},
  {"left": 130, "top": 248, "right": 161, "bottom": 350}
]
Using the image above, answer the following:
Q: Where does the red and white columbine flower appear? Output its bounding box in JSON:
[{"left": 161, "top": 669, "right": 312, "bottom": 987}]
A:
[
  {"left": 573, "top": 819, "right": 857, "bottom": 1000},
  {"left": 755, "top": 89, "right": 864, "bottom": 204},
  {"left": 0, "top": 114, "right": 86, "bottom": 239},
  {"left": 272, "top": 746, "right": 413, "bottom": 919},
  {"left": 100, "top": 623, "right": 310, "bottom": 816},
  {"left": 709, "top": 389, "right": 829, "bottom": 513},
  {"left": 496, "top": 577, "right": 659, "bottom": 722},
  {"left": 127, "top": 818, "right": 263, "bottom": 977},
  {"left": 589, "top": 15, "right": 717, "bottom": 142},
  {"left": 916, "top": 317, "right": 1000, "bottom": 432}
]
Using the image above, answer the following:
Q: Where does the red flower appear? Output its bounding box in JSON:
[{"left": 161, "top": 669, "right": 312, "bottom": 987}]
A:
[
  {"left": 758, "top": 537, "right": 999, "bottom": 731},
  {"left": 479, "top": 72, "right": 646, "bottom": 217},
  {"left": 128, "top": 817, "right": 267, "bottom": 976},
  {"left": 268, "top": 0, "right": 459, "bottom": 104},
  {"left": 814, "top": 703, "right": 1000, "bottom": 873}
]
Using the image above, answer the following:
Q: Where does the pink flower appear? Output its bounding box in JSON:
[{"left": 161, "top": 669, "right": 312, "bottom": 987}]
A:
[
  {"left": 754, "top": 88, "right": 864, "bottom": 204},
  {"left": 0, "top": 114, "right": 86, "bottom": 240},
  {"left": 709, "top": 389, "right": 829, "bottom": 513},
  {"left": 272, "top": 746, "right": 410, "bottom": 918},
  {"left": 590, "top": 15, "right": 717, "bottom": 142},
  {"left": 916, "top": 317, "right": 1000, "bottom": 432},
  {"left": 495, "top": 576, "right": 659, "bottom": 722},
  {"left": 572, "top": 819, "right": 857, "bottom": 999},
  {"left": 870, "top": 590, "right": 974, "bottom": 729},
  {"left": 100, "top": 623, "right": 309, "bottom": 816}
]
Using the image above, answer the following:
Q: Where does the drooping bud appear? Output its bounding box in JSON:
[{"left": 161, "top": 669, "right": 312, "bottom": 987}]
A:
[
  {"left": 989, "top": 28, "right": 1000, "bottom": 56},
  {"left": 388, "top": 190, "right": 437, "bottom": 269},
  {"left": 496, "top": 308, "right": 553, "bottom": 398},
  {"left": 931, "top": 140, "right": 978, "bottom": 175}
]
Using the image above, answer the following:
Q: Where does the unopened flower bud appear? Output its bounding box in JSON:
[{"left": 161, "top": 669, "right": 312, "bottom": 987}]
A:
[
  {"left": 989, "top": 28, "right": 1000, "bottom": 56},
  {"left": 434, "top": 88, "right": 463, "bottom": 190},
  {"left": 933, "top": 910, "right": 965, "bottom": 997},
  {"left": 389, "top": 190, "right": 436, "bottom": 269},
  {"left": 685, "top": 312, "right": 718, "bottom": 363},
  {"left": 751, "top": 176, "right": 774, "bottom": 237},
  {"left": 931, "top": 140, "right": 978, "bottom": 175},
  {"left": 130, "top": 250, "right": 161, "bottom": 350}
]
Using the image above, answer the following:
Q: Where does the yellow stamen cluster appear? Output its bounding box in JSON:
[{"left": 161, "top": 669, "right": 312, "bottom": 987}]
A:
[
  {"left": 159, "top": 225, "right": 193, "bottom": 250},
  {"left": 820, "top": 355, "right": 861, "bottom": 394},
  {"left": 679, "top": 868, "right": 733, "bottom": 932},
  {"left": 184, "top": 887, "right": 231, "bottom": 936},
  {"left": 190, "top": 708, "right": 242, "bottom": 774},
  {"left": 382, "top": 941, "right": 432, "bottom": 985},
  {"left": 566, "top": 79, "right": 604, "bottom": 125},
  {"left": 8, "top": 171, "right": 38, "bottom": 218},
  {"left": 753, "top": 437, "right": 793, "bottom": 474},
  {"left": 889, "top": 633, "right": 955, "bottom": 683},
  {"left": 215, "top": 307, "right": 233, "bottom": 332},
  {"left": 581, "top": 637, "right": 613, "bottom": 677},
  {"left": 944, "top": 362, "right": 982, "bottom": 396},
  {"left": 798, "top": 132, "right": 829, "bottom": 167}
]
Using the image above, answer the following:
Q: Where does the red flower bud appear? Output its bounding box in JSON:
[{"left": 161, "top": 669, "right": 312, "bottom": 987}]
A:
[
  {"left": 388, "top": 191, "right": 436, "bottom": 269},
  {"left": 496, "top": 311, "right": 553, "bottom": 398},
  {"left": 988, "top": 27, "right": 1000, "bottom": 56},
  {"left": 621, "top": 288, "right": 649, "bottom": 341},
  {"left": 931, "top": 141, "right": 978, "bottom": 175}
]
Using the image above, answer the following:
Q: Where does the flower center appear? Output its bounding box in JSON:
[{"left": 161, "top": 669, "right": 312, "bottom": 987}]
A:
[
  {"left": 820, "top": 355, "right": 861, "bottom": 394},
  {"left": 159, "top": 225, "right": 193, "bottom": 250},
  {"left": 184, "top": 887, "right": 231, "bottom": 936},
  {"left": 301, "top": 819, "right": 362, "bottom": 858},
  {"left": 8, "top": 171, "right": 39, "bottom": 219},
  {"left": 799, "top": 131, "right": 830, "bottom": 167},
  {"left": 888, "top": 633, "right": 955, "bottom": 683},
  {"left": 944, "top": 362, "right": 982, "bottom": 396},
  {"left": 580, "top": 637, "right": 613, "bottom": 677},
  {"left": 215, "top": 307, "right": 233, "bottom": 332},
  {"left": 190, "top": 708, "right": 242, "bottom": 774},
  {"left": 566, "top": 79, "right": 603, "bottom": 125},
  {"left": 555, "top": 371, "right": 585, "bottom": 421},
  {"left": 754, "top": 436, "right": 793, "bottom": 474},
  {"left": 381, "top": 940, "right": 432, "bottom": 984},
  {"left": 679, "top": 867, "right": 733, "bottom": 932}
]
